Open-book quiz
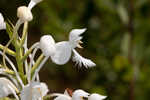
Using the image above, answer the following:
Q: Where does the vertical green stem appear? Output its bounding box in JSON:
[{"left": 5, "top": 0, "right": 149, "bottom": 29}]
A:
[{"left": 15, "top": 21, "right": 28, "bottom": 84}]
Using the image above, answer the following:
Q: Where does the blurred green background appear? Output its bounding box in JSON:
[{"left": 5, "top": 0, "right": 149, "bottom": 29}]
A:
[{"left": 1, "top": 0, "right": 150, "bottom": 100}]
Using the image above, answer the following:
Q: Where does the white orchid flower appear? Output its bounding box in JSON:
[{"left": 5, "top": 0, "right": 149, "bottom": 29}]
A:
[
  {"left": 20, "top": 82, "right": 48, "bottom": 100},
  {"left": 51, "top": 89, "right": 89, "bottom": 100},
  {"left": 28, "top": 0, "right": 43, "bottom": 10},
  {"left": 88, "top": 93, "right": 107, "bottom": 100},
  {"left": 0, "top": 78, "right": 19, "bottom": 100},
  {"left": 0, "top": 13, "right": 6, "bottom": 30},
  {"left": 50, "top": 28, "right": 96, "bottom": 68}
]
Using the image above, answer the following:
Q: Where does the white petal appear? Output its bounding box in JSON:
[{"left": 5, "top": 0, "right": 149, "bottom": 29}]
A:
[
  {"left": 38, "top": 82, "right": 49, "bottom": 97},
  {"left": 69, "top": 28, "right": 86, "bottom": 42},
  {"left": 54, "top": 95, "right": 71, "bottom": 100},
  {"left": 0, "top": 13, "right": 4, "bottom": 22},
  {"left": 20, "top": 82, "right": 49, "bottom": 100},
  {"left": 0, "top": 68, "right": 6, "bottom": 74},
  {"left": 88, "top": 93, "right": 107, "bottom": 100},
  {"left": 0, "top": 68, "right": 19, "bottom": 88},
  {"left": 39, "top": 35, "right": 56, "bottom": 57},
  {"left": 50, "top": 93, "right": 71, "bottom": 100},
  {"left": 0, "top": 78, "right": 17, "bottom": 98},
  {"left": 72, "top": 49, "right": 96, "bottom": 68},
  {"left": 0, "top": 13, "right": 6, "bottom": 30},
  {"left": 72, "top": 89, "right": 89, "bottom": 100},
  {"left": 64, "top": 89, "right": 70, "bottom": 96},
  {"left": 51, "top": 41, "right": 72, "bottom": 65},
  {"left": 28, "top": 0, "right": 43, "bottom": 10}
]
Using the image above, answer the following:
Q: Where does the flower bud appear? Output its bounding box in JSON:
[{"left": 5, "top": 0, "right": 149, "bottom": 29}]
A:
[
  {"left": 39, "top": 35, "right": 56, "bottom": 57},
  {"left": 17, "top": 6, "right": 33, "bottom": 22}
]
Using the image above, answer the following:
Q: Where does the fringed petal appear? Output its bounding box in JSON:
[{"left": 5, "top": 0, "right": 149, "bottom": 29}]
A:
[
  {"left": 51, "top": 41, "right": 72, "bottom": 65},
  {"left": 72, "top": 49, "right": 96, "bottom": 68}
]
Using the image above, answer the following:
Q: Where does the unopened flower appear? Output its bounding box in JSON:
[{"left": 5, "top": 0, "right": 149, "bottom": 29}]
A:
[
  {"left": 0, "top": 78, "right": 18, "bottom": 99},
  {"left": 39, "top": 35, "right": 56, "bottom": 57},
  {"left": 50, "top": 28, "right": 96, "bottom": 68},
  {"left": 28, "top": 0, "right": 43, "bottom": 10},
  {"left": 17, "top": 6, "right": 33, "bottom": 22},
  {"left": 20, "top": 82, "right": 48, "bottom": 100},
  {"left": 88, "top": 93, "right": 107, "bottom": 100},
  {"left": 0, "top": 13, "right": 6, "bottom": 30}
]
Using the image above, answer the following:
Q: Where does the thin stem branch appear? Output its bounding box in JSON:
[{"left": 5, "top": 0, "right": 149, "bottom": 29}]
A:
[
  {"left": 0, "top": 44, "right": 16, "bottom": 56},
  {"left": 20, "top": 22, "right": 28, "bottom": 47},
  {"left": 21, "top": 42, "right": 39, "bottom": 61},
  {"left": 3, "top": 19, "right": 23, "bottom": 68},
  {"left": 31, "top": 54, "right": 45, "bottom": 77},
  {"left": 0, "top": 51, "right": 24, "bottom": 88},
  {"left": 32, "top": 56, "right": 49, "bottom": 81}
]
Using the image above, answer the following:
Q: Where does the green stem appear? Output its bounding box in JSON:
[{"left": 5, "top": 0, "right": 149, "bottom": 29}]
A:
[
  {"left": 21, "top": 42, "right": 39, "bottom": 62},
  {"left": 20, "top": 22, "right": 28, "bottom": 47},
  {"left": 15, "top": 21, "right": 27, "bottom": 84},
  {"left": 31, "top": 54, "right": 44, "bottom": 76},
  {"left": 21, "top": 46, "right": 34, "bottom": 61},
  {"left": 15, "top": 42, "right": 24, "bottom": 81},
  {"left": 0, "top": 44, "right": 16, "bottom": 56}
]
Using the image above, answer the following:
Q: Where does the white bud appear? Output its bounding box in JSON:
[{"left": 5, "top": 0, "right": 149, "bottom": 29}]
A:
[
  {"left": 0, "top": 13, "right": 6, "bottom": 30},
  {"left": 40, "top": 35, "right": 56, "bottom": 57},
  {"left": 17, "top": 6, "right": 33, "bottom": 22}
]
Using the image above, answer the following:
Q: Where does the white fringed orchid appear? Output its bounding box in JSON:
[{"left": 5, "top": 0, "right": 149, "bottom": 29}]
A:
[
  {"left": 50, "top": 28, "right": 96, "bottom": 68},
  {"left": 20, "top": 82, "right": 48, "bottom": 100},
  {"left": 28, "top": 0, "right": 43, "bottom": 10},
  {"left": 51, "top": 89, "right": 89, "bottom": 100},
  {"left": 88, "top": 93, "right": 107, "bottom": 100},
  {"left": 0, "top": 78, "right": 19, "bottom": 100},
  {"left": 0, "top": 13, "right": 6, "bottom": 30}
]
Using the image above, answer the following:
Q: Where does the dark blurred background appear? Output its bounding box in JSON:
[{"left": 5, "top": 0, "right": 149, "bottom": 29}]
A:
[{"left": 1, "top": 0, "right": 150, "bottom": 100}]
